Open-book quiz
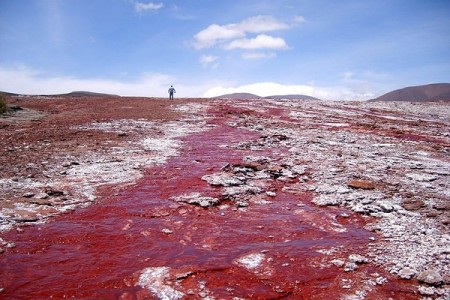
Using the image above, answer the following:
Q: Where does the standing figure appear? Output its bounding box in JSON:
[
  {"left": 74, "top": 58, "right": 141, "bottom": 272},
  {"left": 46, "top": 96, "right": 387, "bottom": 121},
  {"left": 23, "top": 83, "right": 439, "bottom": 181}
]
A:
[{"left": 168, "top": 85, "right": 176, "bottom": 100}]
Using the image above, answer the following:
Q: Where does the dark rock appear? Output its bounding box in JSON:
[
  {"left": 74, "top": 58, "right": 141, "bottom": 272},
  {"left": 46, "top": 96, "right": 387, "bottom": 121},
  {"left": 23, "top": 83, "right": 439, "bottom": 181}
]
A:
[
  {"left": 30, "top": 198, "right": 53, "bottom": 206},
  {"left": 44, "top": 188, "right": 64, "bottom": 197},
  {"left": 441, "top": 218, "right": 450, "bottom": 226}
]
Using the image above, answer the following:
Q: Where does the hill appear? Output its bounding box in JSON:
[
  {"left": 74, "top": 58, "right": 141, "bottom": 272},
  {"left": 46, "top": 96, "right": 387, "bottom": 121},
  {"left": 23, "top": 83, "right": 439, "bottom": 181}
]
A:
[
  {"left": 215, "top": 93, "right": 262, "bottom": 99},
  {"left": 264, "top": 94, "right": 320, "bottom": 100},
  {"left": 0, "top": 91, "right": 119, "bottom": 97},
  {"left": 215, "top": 93, "right": 320, "bottom": 100},
  {"left": 371, "top": 83, "right": 450, "bottom": 102}
]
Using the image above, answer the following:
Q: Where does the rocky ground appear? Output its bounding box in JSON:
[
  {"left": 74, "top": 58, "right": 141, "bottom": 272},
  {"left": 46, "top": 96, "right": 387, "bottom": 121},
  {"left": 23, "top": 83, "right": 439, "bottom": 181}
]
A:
[{"left": 0, "top": 95, "right": 449, "bottom": 299}]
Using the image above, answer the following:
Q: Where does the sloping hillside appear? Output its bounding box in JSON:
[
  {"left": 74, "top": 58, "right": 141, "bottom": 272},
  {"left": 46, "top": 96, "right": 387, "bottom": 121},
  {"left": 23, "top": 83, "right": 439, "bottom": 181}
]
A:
[
  {"left": 371, "top": 83, "right": 450, "bottom": 102},
  {"left": 264, "top": 94, "right": 320, "bottom": 100},
  {"left": 215, "top": 93, "right": 262, "bottom": 99},
  {"left": 215, "top": 93, "right": 320, "bottom": 100}
]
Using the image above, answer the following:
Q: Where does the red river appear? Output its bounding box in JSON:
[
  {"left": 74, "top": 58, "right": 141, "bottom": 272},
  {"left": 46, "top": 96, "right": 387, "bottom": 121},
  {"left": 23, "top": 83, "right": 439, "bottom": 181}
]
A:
[{"left": 0, "top": 103, "right": 418, "bottom": 299}]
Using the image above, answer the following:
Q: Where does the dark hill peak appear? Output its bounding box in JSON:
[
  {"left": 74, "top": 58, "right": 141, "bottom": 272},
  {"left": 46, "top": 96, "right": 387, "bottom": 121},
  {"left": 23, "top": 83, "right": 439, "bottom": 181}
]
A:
[{"left": 371, "top": 83, "right": 450, "bottom": 102}]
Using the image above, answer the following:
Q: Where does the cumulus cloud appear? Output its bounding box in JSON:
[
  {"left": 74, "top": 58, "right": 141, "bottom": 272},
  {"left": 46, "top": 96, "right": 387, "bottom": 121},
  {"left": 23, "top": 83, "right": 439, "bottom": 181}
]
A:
[
  {"left": 193, "top": 15, "right": 290, "bottom": 49},
  {"left": 194, "top": 24, "right": 244, "bottom": 49},
  {"left": 134, "top": 2, "right": 163, "bottom": 12},
  {"left": 224, "top": 34, "right": 288, "bottom": 50},
  {"left": 202, "top": 82, "right": 376, "bottom": 100}
]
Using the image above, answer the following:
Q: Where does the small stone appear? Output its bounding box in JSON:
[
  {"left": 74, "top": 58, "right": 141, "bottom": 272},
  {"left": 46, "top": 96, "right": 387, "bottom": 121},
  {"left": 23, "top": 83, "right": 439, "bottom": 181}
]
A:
[
  {"left": 376, "top": 200, "right": 394, "bottom": 213},
  {"left": 375, "top": 277, "right": 387, "bottom": 285},
  {"left": 236, "top": 201, "right": 249, "bottom": 208},
  {"left": 402, "top": 199, "right": 425, "bottom": 211},
  {"left": 5, "top": 242, "right": 15, "bottom": 248},
  {"left": 347, "top": 179, "right": 375, "bottom": 190},
  {"left": 398, "top": 267, "right": 417, "bottom": 279},
  {"left": 342, "top": 285, "right": 352, "bottom": 289},
  {"left": 34, "top": 193, "right": 48, "bottom": 199},
  {"left": 201, "top": 173, "right": 243, "bottom": 186},
  {"left": 344, "top": 262, "right": 358, "bottom": 272},
  {"left": 443, "top": 274, "right": 450, "bottom": 284},
  {"left": 266, "top": 191, "right": 277, "bottom": 197},
  {"left": 173, "top": 193, "right": 220, "bottom": 208},
  {"left": 348, "top": 254, "right": 368, "bottom": 264},
  {"left": 330, "top": 259, "right": 345, "bottom": 267},
  {"left": 417, "top": 269, "right": 443, "bottom": 286},
  {"left": 441, "top": 218, "right": 450, "bottom": 226},
  {"left": 23, "top": 192, "right": 35, "bottom": 198},
  {"left": 405, "top": 173, "right": 438, "bottom": 182},
  {"left": 161, "top": 228, "right": 173, "bottom": 234},
  {"left": 433, "top": 202, "right": 450, "bottom": 211},
  {"left": 418, "top": 285, "right": 435, "bottom": 296},
  {"left": 312, "top": 194, "right": 342, "bottom": 206}
]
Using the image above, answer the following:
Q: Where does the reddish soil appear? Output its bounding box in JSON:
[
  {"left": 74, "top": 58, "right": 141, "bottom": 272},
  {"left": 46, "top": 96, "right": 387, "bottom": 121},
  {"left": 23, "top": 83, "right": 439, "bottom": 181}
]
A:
[{"left": 0, "top": 96, "right": 447, "bottom": 299}]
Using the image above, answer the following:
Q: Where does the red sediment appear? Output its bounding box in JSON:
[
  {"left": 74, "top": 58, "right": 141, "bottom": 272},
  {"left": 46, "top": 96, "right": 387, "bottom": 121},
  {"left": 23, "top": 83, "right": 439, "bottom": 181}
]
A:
[{"left": 0, "top": 102, "right": 419, "bottom": 299}]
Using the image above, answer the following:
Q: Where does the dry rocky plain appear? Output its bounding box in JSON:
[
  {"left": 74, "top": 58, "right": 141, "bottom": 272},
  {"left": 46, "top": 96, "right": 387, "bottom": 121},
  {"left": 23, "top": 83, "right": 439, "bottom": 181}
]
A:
[{"left": 0, "top": 95, "right": 449, "bottom": 299}]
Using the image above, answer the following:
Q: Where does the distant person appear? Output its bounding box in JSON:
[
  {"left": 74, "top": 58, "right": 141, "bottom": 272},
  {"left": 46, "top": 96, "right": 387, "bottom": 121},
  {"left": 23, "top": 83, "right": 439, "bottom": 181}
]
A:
[{"left": 168, "top": 85, "right": 176, "bottom": 100}]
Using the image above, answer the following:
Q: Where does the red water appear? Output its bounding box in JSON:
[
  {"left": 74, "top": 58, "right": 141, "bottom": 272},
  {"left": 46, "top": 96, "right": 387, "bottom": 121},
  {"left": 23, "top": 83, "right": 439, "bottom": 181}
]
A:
[{"left": 0, "top": 103, "right": 418, "bottom": 299}]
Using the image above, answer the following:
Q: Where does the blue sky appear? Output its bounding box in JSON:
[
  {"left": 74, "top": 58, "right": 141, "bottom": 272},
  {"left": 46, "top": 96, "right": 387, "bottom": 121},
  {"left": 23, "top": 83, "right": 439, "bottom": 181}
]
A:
[{"left": 1, "top": 0, "right": 449, "bottom": 99}]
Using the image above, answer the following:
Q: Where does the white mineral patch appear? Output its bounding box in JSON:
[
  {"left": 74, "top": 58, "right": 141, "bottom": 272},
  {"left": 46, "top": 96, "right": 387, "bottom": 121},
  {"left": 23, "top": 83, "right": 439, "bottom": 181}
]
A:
[
  {"left": 235, "top": 253, "right": 265, "bottom": 270},
  {"left": 1, "top": 104, "right": 212, "bottom": 232},
  {"left": 137, "top": 267, "right": 184, "bottom": 300}
]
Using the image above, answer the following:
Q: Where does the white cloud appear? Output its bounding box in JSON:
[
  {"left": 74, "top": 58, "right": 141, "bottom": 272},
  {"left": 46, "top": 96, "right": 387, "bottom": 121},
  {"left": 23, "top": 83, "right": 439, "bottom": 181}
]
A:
[
  {"left": 202, "top": 82, "right": 376, "bottom": 100},
  {"left": 238, "top": 15, "right": 290, "bottom": 33},
  {"left": 224, "top": 34, "right": 288, "bottom": 50},
  {"left": 242, "top": 52, "right": 276, "bottom": 59},
  {"left": 193, "top": 24, "right": 245, "bottom": 49},
  {"left": 0, "top": 65, "right": 379, "bottom": 100},
  {"left": 293, "top": 15, "right": 306, "bottom": 24},
  {"left": 134, "top": 2, "right": 163, "bottom": 12},
  {"left": 199, "top": 55, "right": 219, "bottom": 67},
  {"left": 0, "top": 65, "right": 173, "bottom": 97},
  {"left": 193, "top": 15, "right": 290, "bottom": 49}
]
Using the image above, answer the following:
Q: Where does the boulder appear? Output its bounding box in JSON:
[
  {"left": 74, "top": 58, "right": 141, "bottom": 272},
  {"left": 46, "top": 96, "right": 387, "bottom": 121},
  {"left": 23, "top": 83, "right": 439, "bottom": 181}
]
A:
[{"left": 417, "top": 269, "right": 443, "bottom": 286}]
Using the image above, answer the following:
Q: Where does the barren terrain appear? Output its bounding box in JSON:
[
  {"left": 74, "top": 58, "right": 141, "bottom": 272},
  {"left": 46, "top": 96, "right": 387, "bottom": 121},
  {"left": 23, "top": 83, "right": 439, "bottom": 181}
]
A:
[{"left": 0, "top": 95, "right": 449, "bottom": 299}]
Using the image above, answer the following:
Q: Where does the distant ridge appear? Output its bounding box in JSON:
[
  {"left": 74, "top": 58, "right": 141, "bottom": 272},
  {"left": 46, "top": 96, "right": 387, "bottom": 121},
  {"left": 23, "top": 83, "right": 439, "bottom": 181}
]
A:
[
  {"left": 62, "top": 91, "right": 119, "bottom": 97},
  {"left": 264, "top": 94, "right": 320, "bottom": 100},
  {"left": 215, "top": 93, "right": 320, "bottom": 100},
  {"left": 0, "top": 91, "right": 119, "bottom": 97},
  {"left": 371, "top": 83, "right": 450, "bottom": 102},
  {"left": 215, "top": 93, "right": 262, "bottom": 99}
]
